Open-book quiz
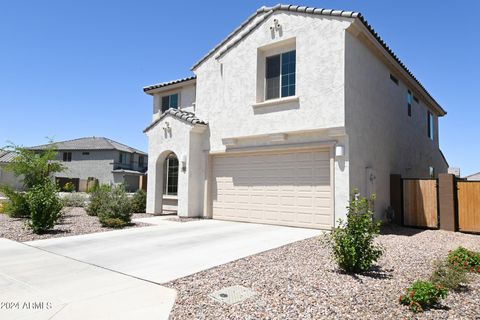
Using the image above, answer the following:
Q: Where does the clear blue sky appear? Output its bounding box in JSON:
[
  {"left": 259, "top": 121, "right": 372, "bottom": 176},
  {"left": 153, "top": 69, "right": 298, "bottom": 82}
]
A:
[{"left": 0, "top": 1, "right": 478, "bottom": 176}]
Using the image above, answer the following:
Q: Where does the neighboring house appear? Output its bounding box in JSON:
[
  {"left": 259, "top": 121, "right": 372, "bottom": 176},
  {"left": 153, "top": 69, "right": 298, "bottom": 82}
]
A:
[
  {"left": 0, "top": 150, "right": 23, "bottom": 190},
  {"left": 143, "top": 4, "right": 448, "bottom": 229},
  {"left": 31, "top": 137, "right": 148, "bottom": 192},
  {"left": 466, "top": 172, "right": 480, "bottom": 181}
]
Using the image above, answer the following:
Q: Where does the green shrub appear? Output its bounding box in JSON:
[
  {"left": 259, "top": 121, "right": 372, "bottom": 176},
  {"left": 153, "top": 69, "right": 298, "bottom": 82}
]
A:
[
  {"left": 26, "top": 182, "right": 63, "bottom": 234},
  {"left": 130, "top": 189, "right": 147, "bottom": 213},
  {"left": 0, "top": 186, "right": 29, "bottom": 218},
  {"left": 86, "top": 185, "right": 111, "bottom": 216},
  {"left": 61, "top": 193, "right": 87, "bottom": 208},
  {"left": 448, "top": 247, "right": 480, "bottom": 273},
  {"left": 399, "top": 280, "right": 448, "bottom": 313},
  {"left": 100, "top": 217, "right": 128, "bottom": 228},
  {"left": 330, "top": 191, "right": 383, "bottom": 273},
  {"left": 97, "top": 185, "right": 132, "bottom": 227},
  {"left": 430, "top": 259, "right": 470, "bottom": 291},
  {"left": 63, "top": 182, "right": 76, "bottom": 192}
]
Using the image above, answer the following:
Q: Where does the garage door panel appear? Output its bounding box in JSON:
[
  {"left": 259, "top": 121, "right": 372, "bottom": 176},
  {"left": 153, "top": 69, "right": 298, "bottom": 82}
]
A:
[{"left": 212, "top": 149, "right": 332, "bottom": 229}]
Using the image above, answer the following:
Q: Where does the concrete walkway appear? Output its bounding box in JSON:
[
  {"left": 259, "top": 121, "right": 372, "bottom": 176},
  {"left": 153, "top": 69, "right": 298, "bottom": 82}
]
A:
[
  {"left": 27, "top": 219, "right": 323, "bottom": 284},
  {"left": 0, "top": 239, "right": 176, "bottom": 320}
]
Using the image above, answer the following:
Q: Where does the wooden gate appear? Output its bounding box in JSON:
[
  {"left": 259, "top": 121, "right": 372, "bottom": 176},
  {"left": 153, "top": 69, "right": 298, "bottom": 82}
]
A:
[
  {"left": 457, "top": 181, "right": 480, "bottom": 233},
  {"left": 403, "top": 179, "right": 438, "bottom": 228}
]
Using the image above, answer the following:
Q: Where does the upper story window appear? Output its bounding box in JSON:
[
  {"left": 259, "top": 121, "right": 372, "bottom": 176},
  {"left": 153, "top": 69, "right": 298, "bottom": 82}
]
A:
[
  {"left": 161, "top": 93, "right": 179, "bottom": 113},
  {"left": 407, "top": 90, "right": 413, "bottom": 117},
  {"left": 138, "top": 155, "right": 145, "bottom": 168},
  {"left": 63, "top": 152, "right": 72, "bottom": 162},
  {"left": 427, "top": 111, "right": 434, "bottom": 140},
  {"left": 119, "top": 152, "right": 130, "bottom": 164},
  {"left": 82, "top": 152, "right": 90, "bottom": 156},
  {"left": 265, "top": 50, "right": 296, "bottom": 100}
]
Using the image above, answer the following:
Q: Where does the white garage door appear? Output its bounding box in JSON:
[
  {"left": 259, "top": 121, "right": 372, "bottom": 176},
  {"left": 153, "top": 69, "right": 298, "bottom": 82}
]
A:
[{"left": 212, "top": 149, "right": 332, "bottom": 229}]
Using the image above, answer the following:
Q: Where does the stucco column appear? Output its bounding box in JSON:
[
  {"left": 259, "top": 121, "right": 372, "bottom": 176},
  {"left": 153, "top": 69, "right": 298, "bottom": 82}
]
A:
[{"left": 146, "top": 157, "right": 163, "bottom": 214}]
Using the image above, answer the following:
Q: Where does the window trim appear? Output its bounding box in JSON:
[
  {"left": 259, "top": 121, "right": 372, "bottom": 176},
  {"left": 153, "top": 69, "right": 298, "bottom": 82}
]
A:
[{"left": 264, "top": 49, "right": 296, "bottom": 101}]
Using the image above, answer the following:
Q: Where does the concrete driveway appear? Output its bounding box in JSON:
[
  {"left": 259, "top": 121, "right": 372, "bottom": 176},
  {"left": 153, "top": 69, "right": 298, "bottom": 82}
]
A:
[
  {"left": 27, "top": 218, "right": 322, "bottom": 284},
  {"left": 0, "top": 238, "right": 176, "bottom": 320}
]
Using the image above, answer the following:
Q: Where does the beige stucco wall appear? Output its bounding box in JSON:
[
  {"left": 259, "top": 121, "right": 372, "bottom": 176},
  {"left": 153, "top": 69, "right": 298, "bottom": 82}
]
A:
[
  {"left": 344, "top": 31, "right": 448, "bottom": 218},
  {"left": 191, "top": 11, "right": 353, "bottom": 223},
  {"left": 146, "top": 117, "right": 207, "bottom": 216}
]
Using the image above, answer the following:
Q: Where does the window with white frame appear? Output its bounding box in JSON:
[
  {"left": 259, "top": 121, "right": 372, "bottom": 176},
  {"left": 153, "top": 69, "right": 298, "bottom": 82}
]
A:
[
  {"left": 427, "top": 111, "right": 434, "bottom": 140},
  {"left": 163, "top": 153, "right": 178, "bottom": 195},
  {"left": 161, "top": 93, "right": 179, "bottom": 113},
  {"left": 265, "top": 50, "right": 296, "bottom": 100}
]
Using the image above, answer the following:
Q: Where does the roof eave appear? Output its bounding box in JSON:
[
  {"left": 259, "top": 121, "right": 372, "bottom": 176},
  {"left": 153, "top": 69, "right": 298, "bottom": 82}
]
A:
[{"left": 143, "top": 77, "right": 196, "bottom": 95}]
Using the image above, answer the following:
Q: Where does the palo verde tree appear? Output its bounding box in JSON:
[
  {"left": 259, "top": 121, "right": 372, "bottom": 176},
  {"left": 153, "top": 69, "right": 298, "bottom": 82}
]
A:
[{"left": 1, "top": 141, "right": 65, "bottom": 233}]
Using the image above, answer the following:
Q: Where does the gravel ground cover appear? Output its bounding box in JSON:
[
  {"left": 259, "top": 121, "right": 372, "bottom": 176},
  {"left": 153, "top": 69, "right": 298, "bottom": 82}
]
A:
[
  {"left": 0, "top": 207, "right": 154, "bottom": 242},
  {"left": 167, "top": 225, "right": 480, "bottom": 319}
]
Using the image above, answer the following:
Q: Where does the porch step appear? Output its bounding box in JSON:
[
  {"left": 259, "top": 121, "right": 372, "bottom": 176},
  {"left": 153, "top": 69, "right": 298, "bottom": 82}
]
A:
[{"left": 163, "top": 205, "right": 178, "bottom": 213}]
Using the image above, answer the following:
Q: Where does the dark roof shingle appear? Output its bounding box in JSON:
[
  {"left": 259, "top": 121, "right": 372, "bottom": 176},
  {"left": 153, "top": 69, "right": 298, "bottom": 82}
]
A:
[{"left": 30, "top": 137, "right": 147, "bottom": 155}]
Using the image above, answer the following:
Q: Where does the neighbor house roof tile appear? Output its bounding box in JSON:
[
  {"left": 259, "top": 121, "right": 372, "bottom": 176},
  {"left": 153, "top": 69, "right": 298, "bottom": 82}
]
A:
[{"left": 30, "top": 137, "right": 147, "bottom": 155}]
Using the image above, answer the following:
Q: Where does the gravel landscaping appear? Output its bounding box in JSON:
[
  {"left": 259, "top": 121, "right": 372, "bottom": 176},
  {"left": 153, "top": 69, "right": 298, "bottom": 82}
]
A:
[
  {"left": 0, "top": 207, "right": 154, "bottom": 242},
  {"left": 167, "top": 225, "right": 480, "bottom": 319}
]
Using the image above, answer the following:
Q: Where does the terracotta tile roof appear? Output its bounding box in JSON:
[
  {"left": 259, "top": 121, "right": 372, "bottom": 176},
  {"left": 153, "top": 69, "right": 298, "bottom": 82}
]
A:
[
  {"left": 143, "top": 76, "right": 196, "bottom": 93},
  {"left": 190, "top": 4, "right": 445, "bottom": 115},
  {"left": 144, "top": 108, "right": 207, "bottom": 133},
  {"left": 30, "top": 137, "right": 147, "bottom": 155}
]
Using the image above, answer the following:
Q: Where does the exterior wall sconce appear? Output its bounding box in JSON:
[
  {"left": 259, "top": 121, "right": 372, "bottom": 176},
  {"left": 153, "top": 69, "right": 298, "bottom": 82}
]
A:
[
  {"left": 335, "top": 144, "right": 345, "bottom": 158},
  {"left": 181, "top": 155, "right": 187, "bottom": 172}
]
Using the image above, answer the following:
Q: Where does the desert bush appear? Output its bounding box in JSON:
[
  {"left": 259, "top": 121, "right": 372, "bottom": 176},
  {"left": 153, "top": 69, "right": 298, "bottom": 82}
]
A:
[
  {"left": 430, "top": 259, "right": 470, "bottom": 291},
  {"left": 130, "top": 189, "right": 147, "bottom": 213},
  {"left": 63, "top": 182, "right": 76, "bottom": 192},
  {"left": 0, "top": 186, "right": 29, "bottom": 218},
  {"left": 399, "top": 280, "right": 448, "bottom": 313},
  {"left": 448, "top": 247, "right": 480, "bottom": 273},
  {"left": 61, "top": 193, "right": 87, "bottom": 208},
  {"left": 97, "top": 185, "right": 132, "bottom": 228},
  {"left": 26, "top": 181, "right": 63, "bottom": 233},
  {"left": 330, "top": 191, "right": 383, "bottom": 273},
  {"left": 86, "top": 185, "right": 111, "bottom": 216}
]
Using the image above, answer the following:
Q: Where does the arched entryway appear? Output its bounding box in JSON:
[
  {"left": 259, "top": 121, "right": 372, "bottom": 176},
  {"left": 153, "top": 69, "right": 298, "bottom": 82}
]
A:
[{"left": 151, "top": 150, "right": 180, "bottom": 214}]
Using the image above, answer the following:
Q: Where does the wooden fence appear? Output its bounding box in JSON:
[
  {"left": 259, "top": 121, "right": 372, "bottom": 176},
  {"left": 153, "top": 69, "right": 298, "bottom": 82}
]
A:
[
  {"left": 403, "top": 179, "right": 438, "bottom": 228},
  {"left": 457, "top": 181, "right": 480, "bottom": 233},
  {"left": 391, "top": 174, "right": 480, "bottom": 233}
]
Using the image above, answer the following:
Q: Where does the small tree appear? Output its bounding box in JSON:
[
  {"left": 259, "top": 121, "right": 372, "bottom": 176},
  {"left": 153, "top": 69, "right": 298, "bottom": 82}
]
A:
[
  {"left": 330, "top": 191, "right": 383, "bottom": 273},
  {"left": 5, "top": 143, "right": 65, "bottom": 189},
  {"left": 1, "top": 141, "right": 65, "bottom": 233}
]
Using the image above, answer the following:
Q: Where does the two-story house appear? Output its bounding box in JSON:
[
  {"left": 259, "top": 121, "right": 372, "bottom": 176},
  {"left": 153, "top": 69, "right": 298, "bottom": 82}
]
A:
[
  {"left": 31, "top": 137, "right": 148, "bottom": 192},
  {"left": 143, "top": 4, "right": 448, "bottom": 229}
]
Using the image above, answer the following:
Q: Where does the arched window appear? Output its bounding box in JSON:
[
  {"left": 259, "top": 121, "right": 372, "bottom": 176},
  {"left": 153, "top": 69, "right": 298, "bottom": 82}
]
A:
[{"left": 163, "top": 153, "right": 178, "bottom": 195}]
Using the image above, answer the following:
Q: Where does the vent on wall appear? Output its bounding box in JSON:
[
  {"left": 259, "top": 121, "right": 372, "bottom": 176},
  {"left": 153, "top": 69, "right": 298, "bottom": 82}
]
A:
[{"left": 390, "top": 74, "right": 399, "bottom": 85}]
